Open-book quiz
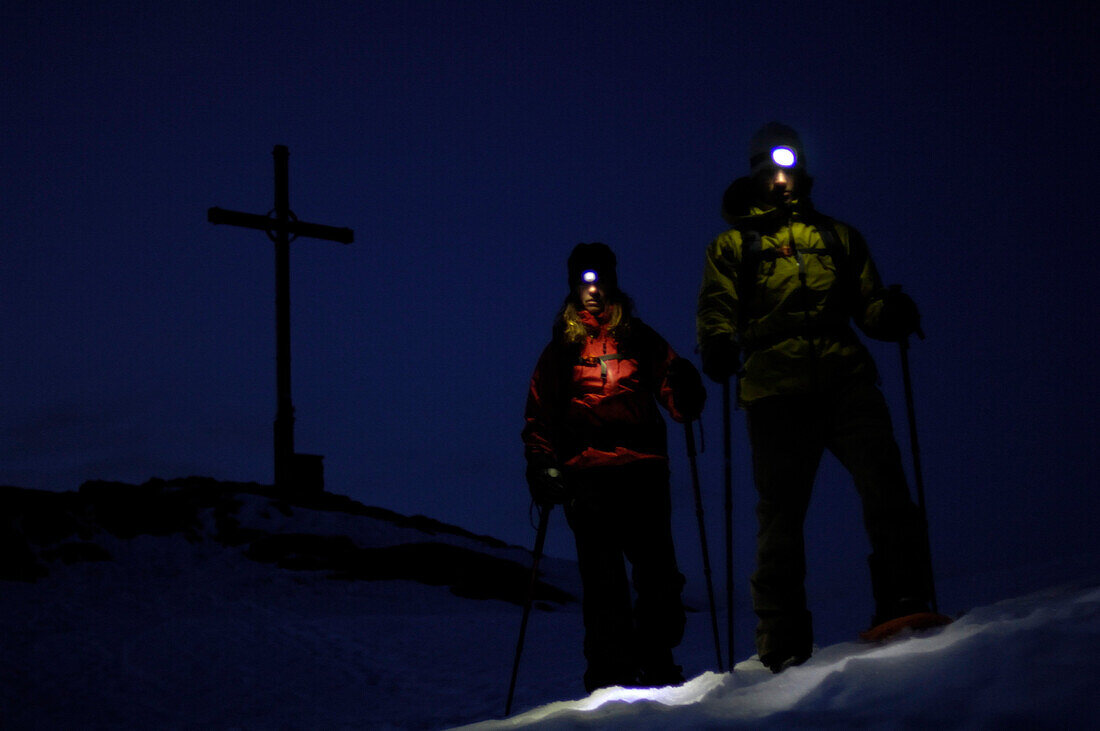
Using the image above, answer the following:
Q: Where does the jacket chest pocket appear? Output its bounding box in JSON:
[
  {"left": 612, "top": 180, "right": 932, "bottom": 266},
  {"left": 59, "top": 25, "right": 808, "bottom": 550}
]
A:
[{"left": 574, "top": 352, "right": 633, "bottom": 392}]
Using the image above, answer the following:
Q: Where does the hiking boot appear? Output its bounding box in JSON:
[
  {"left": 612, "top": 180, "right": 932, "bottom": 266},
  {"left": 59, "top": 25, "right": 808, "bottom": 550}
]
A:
[
  {"left": 635, "top": 662, "right": 685, "bottom": 688},
  {"left": 584, "top": 664, "right": 638, "bottom": 694},
  {"left": 761, "top": 651, "right": 810, "bottom": 674}
]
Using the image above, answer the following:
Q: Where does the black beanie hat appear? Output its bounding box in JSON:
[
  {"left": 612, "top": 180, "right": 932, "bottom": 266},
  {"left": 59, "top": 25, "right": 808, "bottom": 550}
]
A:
[
  {"left": 748, "top": 121, "right": 806, "bottom": 175},
  {"left": 567, "top": 242, "right": 618, "bottom": 291}
]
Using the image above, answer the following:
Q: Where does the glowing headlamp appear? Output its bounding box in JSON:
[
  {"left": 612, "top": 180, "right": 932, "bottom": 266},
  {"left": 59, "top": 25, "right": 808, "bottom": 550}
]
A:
[
  {"left": 581, "top": 270, "right": 599, "bottom": 284},
  {"left": 770, "top": 146, "right": 797, "bottom": 168}
]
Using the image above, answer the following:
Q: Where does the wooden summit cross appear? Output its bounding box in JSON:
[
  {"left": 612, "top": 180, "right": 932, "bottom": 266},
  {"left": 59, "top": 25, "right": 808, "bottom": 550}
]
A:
[{"left": 208, "top": 145, "right": 353, "bottom": 491}]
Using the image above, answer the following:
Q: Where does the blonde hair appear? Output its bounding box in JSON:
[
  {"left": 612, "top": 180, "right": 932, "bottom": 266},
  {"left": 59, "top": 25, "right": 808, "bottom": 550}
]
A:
[{"left": 558, "top": 298, "right": 631, "bottom": 344}]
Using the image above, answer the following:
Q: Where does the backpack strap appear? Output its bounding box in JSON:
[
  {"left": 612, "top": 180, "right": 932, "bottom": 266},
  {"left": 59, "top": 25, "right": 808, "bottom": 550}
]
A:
[
  {"left": 816, "top": 221, "right": 847, "bottom": 283},
  {"left": 735, "top": 229, "right": 764, "bottom": 338},
  {"left": 813, "top": 219, "right": 860, "bottom": 318}
]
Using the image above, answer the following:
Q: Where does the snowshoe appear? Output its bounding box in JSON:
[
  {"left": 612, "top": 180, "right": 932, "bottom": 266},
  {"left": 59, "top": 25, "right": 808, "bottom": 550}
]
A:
[{"left": 859, "top": 611, "right": 953, "bottom": 642}]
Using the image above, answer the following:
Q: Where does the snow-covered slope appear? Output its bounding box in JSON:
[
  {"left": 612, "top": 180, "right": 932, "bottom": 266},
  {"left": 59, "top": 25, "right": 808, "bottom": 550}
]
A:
[
  {"left": 2, "top": 479, "right": 1097, "bottom": 729},
  {"left": 1, "top": 478, "right": 584, "bottom": 729},
  {"left": 470, "top": 581, "right": 1100, "bottom": 729}
]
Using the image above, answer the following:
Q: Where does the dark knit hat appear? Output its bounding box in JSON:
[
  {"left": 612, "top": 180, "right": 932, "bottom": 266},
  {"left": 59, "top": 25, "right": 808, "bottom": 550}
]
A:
[
  {"left": 749, "top": 121, "right": 806, "bottom": 175},
  {"left": 567, "top": 242, "right": 618, "bottom": 291}
]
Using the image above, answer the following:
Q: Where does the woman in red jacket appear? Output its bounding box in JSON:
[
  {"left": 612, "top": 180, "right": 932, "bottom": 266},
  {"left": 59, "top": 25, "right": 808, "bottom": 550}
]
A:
[{"left": 522, "top": 242, "right": 704, "bottom": 693}]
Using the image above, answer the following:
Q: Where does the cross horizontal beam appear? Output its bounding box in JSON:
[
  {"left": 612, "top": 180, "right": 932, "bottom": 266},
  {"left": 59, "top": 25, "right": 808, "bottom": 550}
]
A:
[{"left": 207, "top": 207, "right": 354, "bottom": 244}]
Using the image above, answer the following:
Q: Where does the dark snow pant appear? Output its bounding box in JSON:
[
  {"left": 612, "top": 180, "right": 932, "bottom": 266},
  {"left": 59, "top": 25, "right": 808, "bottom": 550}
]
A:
[
  {"left": 746, "top": 379, "right": 932, "bottom": 663},
  {"left": 564, "top": 461, "right": 686, "bottom": 693}
]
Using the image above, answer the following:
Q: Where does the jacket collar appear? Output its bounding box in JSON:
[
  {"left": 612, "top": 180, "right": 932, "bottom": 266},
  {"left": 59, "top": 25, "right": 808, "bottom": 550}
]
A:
[
  {"left": 578, "top": 308, "right": 611, "bottom": 330},
  {"left": 721, "top": 175, "right": 817, "bottom": 227}
]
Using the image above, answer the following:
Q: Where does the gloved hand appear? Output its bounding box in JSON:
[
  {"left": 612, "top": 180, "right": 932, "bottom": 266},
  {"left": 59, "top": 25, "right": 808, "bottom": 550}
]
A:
[
  {"left": 876, "top": 285, "right": 923, "bottom": 342},
  {"left": 699, "top": 335, "right": 740, "bottom": 383},
  {"left": 525, "top": 459, "right": 568, "bottom": 506},
  {"left": 667, "top": 357, "right": 706, "bottom": 421}
]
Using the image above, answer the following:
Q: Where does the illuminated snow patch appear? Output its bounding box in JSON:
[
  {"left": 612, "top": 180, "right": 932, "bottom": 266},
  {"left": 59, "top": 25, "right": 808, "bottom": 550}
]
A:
[{"left": 494, "top": 671, "right": 726, "bottom": 725}]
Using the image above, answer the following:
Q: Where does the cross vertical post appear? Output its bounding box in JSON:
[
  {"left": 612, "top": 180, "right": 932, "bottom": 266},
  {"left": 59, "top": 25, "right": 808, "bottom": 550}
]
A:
[
  {"left": 273, "top": 145, "right": 294, "bottom": 488},
  {"left": 208, "top": 145, "right": 354, "bottom": 491}
]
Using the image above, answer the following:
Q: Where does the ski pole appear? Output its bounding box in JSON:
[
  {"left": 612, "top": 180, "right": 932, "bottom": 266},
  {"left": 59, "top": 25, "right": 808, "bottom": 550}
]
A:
[
  {"left": 685, "top": 420, "right": 724, "bottom": 672},
  {"left": 505, "top": 503, "right": 552, "bottom": 717},
  {"left": 722, "top": 378, "right": 734, "bottom": 668},
  {"left": 899, "top": 333, "right": 939, "bottom": 614}
]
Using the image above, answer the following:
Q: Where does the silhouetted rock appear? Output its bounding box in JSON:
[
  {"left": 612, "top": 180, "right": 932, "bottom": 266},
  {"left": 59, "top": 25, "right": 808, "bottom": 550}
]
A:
[
  {"left": 0, "top": 478, "right": 576, "bottom": 606},
  {"left": 245, "top": 534, "right": 572, "bottom": 604}
]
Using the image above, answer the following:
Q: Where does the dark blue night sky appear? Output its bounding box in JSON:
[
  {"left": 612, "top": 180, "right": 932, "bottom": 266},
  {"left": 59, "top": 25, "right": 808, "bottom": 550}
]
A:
[{"left": 2, "top": 1, "right": 1096, "bottom": 639}]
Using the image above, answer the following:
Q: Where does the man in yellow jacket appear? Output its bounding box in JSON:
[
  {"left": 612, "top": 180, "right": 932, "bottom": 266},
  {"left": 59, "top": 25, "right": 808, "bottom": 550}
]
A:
[{"left": 697, "top": 122, "right": 932, "bottom": 673}]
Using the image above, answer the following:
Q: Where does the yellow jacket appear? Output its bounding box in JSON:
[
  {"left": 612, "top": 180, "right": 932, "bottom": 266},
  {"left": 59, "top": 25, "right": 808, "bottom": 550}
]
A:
[{"left": 697, "top": 178, "right": 895, "bottom": 404}]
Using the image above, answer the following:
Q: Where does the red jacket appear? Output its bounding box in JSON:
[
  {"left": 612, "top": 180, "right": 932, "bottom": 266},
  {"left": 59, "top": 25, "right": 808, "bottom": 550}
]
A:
[{"left": 523, "top": 309, "right": 688, "bottom": 472}]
